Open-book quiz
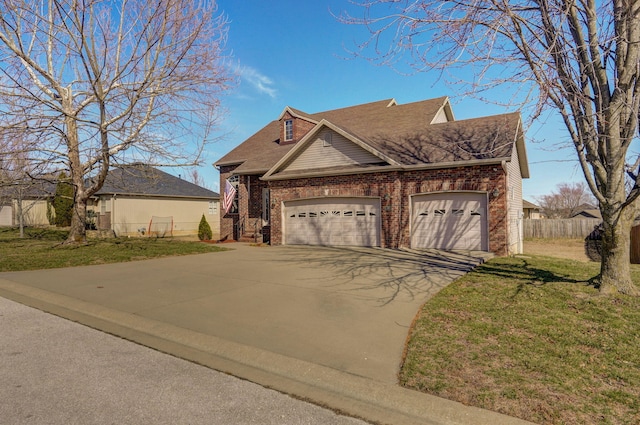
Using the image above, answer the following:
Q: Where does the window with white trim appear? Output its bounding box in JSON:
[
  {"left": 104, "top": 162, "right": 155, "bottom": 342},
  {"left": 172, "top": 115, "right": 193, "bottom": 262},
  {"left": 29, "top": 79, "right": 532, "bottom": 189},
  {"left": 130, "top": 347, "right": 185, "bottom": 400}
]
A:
[{"left": 284, "top": 119, "right": 294, "bottom": 141}]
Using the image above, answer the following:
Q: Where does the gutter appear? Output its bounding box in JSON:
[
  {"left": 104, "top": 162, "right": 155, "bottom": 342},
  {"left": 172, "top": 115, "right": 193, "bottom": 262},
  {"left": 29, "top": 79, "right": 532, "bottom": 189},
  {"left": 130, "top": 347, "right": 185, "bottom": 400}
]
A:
[{"left": 262, "top": 157, "right": 511, "bottom": 181}]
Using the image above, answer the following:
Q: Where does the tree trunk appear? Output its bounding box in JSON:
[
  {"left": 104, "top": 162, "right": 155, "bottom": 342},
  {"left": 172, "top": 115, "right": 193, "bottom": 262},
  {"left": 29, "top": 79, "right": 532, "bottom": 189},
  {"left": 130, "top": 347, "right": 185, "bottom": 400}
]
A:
[
  {"left": 17, "top": 194, "right": 24, "bottom": 239},
  {"left": 66, "top": 197, "right": 87, "bottom": 243},
  {"left": 63, "top": 92, "right": 88, "bottom": 245},
  {"left": 599, "top": 208, "right": 640, "bottom": 295}
]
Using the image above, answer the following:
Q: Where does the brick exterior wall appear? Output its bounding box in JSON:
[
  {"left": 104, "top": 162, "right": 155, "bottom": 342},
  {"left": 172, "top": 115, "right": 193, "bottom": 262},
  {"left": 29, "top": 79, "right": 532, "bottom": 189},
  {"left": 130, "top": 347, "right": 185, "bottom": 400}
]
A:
[
  {"left": 219, "top": 166, "right": 271, "bottom": 242},
  {"left": 267, "top": 165, "right": 508, "bottom": 255},
  {"left": 218, "top": 165, "right": 238, "bottom": 241},
  {"left": 221, "top": 164, "right": 509, "bottom": 255}
]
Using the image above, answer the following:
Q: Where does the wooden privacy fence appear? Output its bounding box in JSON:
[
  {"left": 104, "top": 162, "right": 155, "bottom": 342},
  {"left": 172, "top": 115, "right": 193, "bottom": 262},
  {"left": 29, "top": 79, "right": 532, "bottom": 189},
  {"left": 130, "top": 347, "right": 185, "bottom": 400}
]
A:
[{"left": 523, "top": 219, "right": 601, "bottom": 239}]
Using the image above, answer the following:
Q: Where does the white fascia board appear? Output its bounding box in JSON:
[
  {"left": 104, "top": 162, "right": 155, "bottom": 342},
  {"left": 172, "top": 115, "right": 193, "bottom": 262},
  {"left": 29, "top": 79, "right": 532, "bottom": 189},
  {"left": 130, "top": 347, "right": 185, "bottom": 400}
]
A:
[
  {"left": 261, "top": 165, "right": 403, "bottom": 181},
  {"left": 514, "top": 117, "right": 530, "bottom": 179},
  {"left": 401, "top": 157, "right": 511, "bottom": 172},
  {"left": 214, "top": 159, "right": 246, "bottom": 168},
  {"left": 276, "top": 106, "right": 319, "bottom": 123}
]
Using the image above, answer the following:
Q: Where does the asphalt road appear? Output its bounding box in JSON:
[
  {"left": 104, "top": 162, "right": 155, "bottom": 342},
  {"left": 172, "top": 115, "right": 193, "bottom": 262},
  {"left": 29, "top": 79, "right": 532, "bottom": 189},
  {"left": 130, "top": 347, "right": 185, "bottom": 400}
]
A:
[{"left": 0, "top": 296, "right": 369, "bottom": 425}]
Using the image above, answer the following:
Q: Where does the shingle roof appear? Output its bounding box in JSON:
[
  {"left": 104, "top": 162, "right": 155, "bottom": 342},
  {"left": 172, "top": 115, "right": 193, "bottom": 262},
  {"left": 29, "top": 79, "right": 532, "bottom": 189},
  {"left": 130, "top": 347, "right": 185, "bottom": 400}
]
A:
[
  {"left": 0, "top": 179, "right": 56, "bottom": 199},
  {"left": 215, "top": 97, "right": 525, "bottom": 176},
  {"left": 95, "top": 165, "right": 219, "bottom": 198}
]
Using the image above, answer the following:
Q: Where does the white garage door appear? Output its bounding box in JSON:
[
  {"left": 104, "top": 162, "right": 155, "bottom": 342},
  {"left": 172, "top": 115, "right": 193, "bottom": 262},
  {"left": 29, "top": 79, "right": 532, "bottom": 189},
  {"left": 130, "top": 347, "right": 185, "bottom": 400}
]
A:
[
  {"left": 0, "top": 205, "right": 12, "bottom": 226},
  {"left": 411, "top": 192, "right": 488, "bottom": 251},
  {"left": 284, "top": 198, "right": 380, "bottom": 246}
]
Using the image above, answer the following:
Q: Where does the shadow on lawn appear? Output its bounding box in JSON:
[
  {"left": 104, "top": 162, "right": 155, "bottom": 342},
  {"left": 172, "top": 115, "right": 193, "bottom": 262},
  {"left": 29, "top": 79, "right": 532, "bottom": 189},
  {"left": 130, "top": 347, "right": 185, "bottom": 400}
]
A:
[{"left": 473, "top": 258, "right": 598, "bottom": 296}]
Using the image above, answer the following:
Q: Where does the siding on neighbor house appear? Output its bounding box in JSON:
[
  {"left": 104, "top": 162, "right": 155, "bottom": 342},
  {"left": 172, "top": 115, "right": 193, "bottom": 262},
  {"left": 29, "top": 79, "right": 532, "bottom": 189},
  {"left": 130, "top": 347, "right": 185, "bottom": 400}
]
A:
[
  {"left": 0, "top": 204, "right": 12, "bottom": 226},
  {"left": 506, "top": 146, "right": 524, "bottom": 254},
  {"left": 285, "top": 129, "right": 383, "bottom": 171},
  {"left": 11, "top": 199, "right": 50, "bottom": 227},
  {"left": 97, "top": 196, "right": 219, "bottom": 238}
]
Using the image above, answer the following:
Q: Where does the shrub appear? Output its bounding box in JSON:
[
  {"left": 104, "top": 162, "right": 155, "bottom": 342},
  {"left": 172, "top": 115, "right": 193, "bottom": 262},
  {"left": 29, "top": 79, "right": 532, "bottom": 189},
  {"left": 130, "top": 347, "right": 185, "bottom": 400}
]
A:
[
  {"left": 198, "top": 214, "right": 212, "bottom": 241},
  {"left": 52, "top": 172, "right": 74, "bottom": 227}
]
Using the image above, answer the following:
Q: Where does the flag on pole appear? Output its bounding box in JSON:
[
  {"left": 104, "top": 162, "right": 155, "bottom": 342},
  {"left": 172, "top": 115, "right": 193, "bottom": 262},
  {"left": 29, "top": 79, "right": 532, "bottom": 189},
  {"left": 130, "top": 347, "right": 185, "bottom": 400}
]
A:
[{"left": 222, "top": 179, "right": 237, "bottom": 214}]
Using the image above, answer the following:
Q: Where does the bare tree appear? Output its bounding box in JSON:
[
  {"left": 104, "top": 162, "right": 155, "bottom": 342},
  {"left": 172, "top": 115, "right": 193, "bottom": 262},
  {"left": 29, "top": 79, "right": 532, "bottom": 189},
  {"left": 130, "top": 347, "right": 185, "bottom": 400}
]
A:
[
  {"left": 340, "top": 0, "right": 640, "bottom": 295},
  {"left": 536, "top": 182, "right": 595, "bottom": 218},
  {"left": 0, "top": 0, "right": 232, "bottom": 244},
  {"left": 0, "top": 135, "right": 52, "bottom": 238},
  {"left": 186, "top": 168, "right": 211, "bottom": 189}
]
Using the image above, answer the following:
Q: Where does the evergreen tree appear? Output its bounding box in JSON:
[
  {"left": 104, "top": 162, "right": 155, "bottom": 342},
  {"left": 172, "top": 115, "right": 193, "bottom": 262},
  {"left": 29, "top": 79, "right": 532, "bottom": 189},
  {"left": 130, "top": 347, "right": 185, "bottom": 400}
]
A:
[
  {"left": 198, "top": 214, "right": 212, "bottom": 241},
  {"left": 53, "top": 172, "right": 74, "bottom": 227}
]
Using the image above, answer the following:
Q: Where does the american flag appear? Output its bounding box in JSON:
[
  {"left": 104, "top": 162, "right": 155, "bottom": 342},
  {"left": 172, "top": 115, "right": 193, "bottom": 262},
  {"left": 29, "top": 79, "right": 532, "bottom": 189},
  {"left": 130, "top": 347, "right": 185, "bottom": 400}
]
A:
[{"left": 222, "top": 179, "right": 236, "bottom": 214}]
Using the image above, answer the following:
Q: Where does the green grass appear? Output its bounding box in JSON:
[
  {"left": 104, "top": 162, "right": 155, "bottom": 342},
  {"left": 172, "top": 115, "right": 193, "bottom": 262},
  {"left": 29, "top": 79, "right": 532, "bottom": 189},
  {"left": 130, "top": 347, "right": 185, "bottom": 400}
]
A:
[
  {"left": 0, "top": 227, "right": 227, "bottom": 271},
  {"left": 400, "top": 254, "right": 640, "bottom": 425}
]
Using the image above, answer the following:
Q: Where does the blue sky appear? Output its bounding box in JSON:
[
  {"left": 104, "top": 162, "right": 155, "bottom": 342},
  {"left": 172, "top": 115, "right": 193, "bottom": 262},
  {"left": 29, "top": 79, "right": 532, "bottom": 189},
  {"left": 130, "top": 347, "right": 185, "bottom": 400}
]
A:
[{"left": 194, "top": 0, "right": 589, "bottom": 201}]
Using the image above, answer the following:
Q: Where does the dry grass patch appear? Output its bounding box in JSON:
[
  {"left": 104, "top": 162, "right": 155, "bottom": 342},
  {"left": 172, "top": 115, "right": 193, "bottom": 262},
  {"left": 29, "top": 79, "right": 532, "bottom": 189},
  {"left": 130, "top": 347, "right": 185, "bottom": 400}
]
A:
[{"left": 400, "top": 254, "right": 640, "bottom": 425}]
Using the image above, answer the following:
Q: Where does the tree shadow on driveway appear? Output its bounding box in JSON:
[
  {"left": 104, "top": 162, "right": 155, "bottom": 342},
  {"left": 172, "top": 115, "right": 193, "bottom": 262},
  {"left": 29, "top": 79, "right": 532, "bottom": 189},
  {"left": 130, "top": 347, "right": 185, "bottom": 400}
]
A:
[{"left": 274, "top": 246, "right": 493, "bottom": 306}]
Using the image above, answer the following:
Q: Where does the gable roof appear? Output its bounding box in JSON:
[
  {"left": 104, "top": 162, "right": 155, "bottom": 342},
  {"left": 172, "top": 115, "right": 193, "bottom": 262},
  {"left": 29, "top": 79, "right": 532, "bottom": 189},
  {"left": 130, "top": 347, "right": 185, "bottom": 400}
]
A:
[
  {"left": 215, "top": 97, "right": 528, "bottom": 179},
  {"left": 523, "top": 200, "right": 540, "bottom": 210},
  {"left": 95, "top": 165, "right": 219, "bottom": 199}
]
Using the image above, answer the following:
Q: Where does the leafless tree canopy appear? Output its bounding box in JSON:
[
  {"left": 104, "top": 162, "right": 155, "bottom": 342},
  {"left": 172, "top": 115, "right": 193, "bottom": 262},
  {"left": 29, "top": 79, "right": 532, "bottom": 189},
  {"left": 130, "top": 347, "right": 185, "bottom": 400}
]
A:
[
  {"left": 536, "top": 182, "right": 596, "bottom": 218},
  {"left": 341, "top": 0, "right": 640, "bottom": 295},
  {"left": 0, "top": 0, "right": 232, "bottom": 242}
]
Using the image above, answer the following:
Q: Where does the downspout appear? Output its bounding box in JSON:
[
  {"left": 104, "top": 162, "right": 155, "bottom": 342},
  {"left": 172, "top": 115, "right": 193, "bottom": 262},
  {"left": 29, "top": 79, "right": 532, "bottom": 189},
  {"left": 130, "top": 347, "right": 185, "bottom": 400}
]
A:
[{"left": 111, "top": 194, "right": 116, "bottom": 236}]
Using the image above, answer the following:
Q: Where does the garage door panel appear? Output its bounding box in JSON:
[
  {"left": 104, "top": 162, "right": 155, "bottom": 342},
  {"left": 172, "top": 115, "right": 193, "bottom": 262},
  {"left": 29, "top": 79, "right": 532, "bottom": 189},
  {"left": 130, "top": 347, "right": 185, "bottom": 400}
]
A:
[
  {"left": 284, "top": 198, "right": 380, "bottom": 247},
  {"left": 411, "top": 193, "right": 488, "bottom": 251}
]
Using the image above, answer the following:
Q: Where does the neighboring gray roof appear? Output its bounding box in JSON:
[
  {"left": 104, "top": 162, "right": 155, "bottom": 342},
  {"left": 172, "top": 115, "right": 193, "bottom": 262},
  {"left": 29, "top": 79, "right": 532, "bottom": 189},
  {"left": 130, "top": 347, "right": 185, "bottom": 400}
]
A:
[
  {"left": 95, "top": 165, "right": 219, "bottom": 199},
  {"left": 523, "top": 200, "right": 540, "bottom": 209},
  {"left": 0, "top": 179, "right": 56, "bottom": 199},
  {"left": 215, "top": 97, "right": 527, "bottom": 178},
  {"left": 571, "top": 209, "right": 602, "bottom": 220}
]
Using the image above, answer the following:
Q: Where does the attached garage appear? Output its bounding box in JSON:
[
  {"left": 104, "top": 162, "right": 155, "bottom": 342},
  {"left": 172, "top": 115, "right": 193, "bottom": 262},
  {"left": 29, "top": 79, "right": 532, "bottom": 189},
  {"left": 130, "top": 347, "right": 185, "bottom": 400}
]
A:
[
  {"left": 411, "top": 192, "right": 488, "bottom": 251},
  {"left": 284, "top": 197, "right": 380, "bottom": 246},
  {"left": 0, "top": 205, "right": 12, "bottom": 226}
]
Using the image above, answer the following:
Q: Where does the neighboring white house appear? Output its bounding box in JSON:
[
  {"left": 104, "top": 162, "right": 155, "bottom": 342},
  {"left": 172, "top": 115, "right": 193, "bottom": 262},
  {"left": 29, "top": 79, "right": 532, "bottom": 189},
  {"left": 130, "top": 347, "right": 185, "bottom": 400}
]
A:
[
  {"left": 0, "top": 181, "right": 54, "bottom": 227},
  {"left": 89, "top": 164, "right": 220, "bottom": 239},
  {"left": 523, "top": 200, "right": 543, "bottom": 219}
]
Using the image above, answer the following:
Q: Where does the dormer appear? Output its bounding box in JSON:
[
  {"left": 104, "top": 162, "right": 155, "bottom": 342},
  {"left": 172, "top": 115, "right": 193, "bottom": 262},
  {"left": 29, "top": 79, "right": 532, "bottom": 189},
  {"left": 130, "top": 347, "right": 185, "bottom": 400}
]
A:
[{"left": 278, "top": 107, "right": 317, "bottom": 145}]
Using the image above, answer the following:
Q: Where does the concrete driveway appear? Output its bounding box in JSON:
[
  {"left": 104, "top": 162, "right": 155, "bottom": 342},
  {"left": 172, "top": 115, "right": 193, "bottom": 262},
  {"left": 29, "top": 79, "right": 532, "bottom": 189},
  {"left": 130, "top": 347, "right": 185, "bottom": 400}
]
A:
[
  {"left": 0, "top": 244, "right": 485, "bottom": 383},
  {"left": 0, "top": 244, "right": 533, "bottom": 425}
]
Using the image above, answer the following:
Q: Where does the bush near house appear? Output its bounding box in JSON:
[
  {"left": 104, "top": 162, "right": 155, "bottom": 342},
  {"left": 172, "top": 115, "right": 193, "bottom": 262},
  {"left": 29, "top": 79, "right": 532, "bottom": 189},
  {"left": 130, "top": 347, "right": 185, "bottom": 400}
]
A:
[
  {"left": 198, "top": 214, "right": 212, "bottom": 241},
  {"left": 52, "top": 172, "right": 73, "bottom": 227}
]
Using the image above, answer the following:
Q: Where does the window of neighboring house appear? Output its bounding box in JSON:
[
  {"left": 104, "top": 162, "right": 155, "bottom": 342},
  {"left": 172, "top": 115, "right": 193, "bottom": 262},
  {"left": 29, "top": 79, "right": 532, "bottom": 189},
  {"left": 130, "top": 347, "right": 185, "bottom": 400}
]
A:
[
  {"left": 100, "top": 198, "right": 106, "bottom": 214},
  {"left": 208, "top": 201, "right": 217, "bottom": 215},
  {"left": 284, "top": 119, "right": 294, "bottom": 141}
]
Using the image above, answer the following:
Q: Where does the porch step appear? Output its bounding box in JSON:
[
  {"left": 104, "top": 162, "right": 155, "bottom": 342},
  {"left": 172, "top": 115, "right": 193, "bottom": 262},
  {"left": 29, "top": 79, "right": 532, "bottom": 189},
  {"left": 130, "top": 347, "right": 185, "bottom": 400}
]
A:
[{"left": 238, "top": 233, "right": 260, "bottom": 243}]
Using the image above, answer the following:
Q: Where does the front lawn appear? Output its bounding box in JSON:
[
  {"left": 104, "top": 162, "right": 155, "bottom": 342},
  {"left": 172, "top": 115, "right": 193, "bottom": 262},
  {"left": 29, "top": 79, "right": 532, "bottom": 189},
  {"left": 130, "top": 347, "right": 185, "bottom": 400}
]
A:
[
  {"left": 0, "top": 227, "right": 226, "bottom": 271},
  {"left": 400, "top": 254, "right": 640, "bottom": 425}
]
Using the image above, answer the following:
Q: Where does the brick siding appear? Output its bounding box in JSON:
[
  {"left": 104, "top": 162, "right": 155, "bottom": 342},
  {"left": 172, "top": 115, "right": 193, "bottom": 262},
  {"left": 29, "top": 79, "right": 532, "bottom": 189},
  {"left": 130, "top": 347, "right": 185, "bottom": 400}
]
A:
[
  {"left": 264, "top": 165, "right": 508, "bottom": 255},
  {"left": 221, "top": 164, "right": 508, "bottom": 254}
]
